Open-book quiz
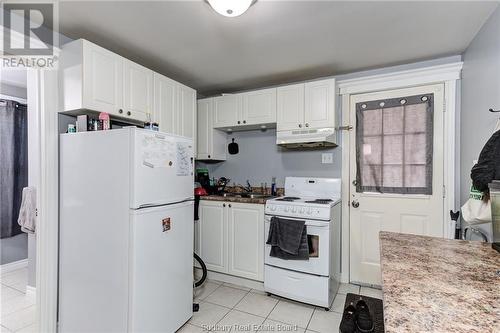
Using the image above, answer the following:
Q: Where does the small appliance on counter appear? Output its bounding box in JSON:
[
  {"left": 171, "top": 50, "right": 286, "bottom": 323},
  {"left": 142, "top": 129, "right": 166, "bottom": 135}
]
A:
[{"left": 489, "top": 181, "right": 500, "bottom": 252}]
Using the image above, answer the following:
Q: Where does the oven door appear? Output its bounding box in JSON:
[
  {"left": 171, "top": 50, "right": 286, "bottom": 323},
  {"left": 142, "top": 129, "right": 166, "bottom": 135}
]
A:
[{"left": 264, "top": 215, "right": 330, "bottom": 276}]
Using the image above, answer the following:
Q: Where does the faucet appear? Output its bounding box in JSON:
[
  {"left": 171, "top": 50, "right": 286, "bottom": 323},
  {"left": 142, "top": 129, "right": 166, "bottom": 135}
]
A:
[{"left": 236, "top": 180, "right": 253, "bottom": 193}]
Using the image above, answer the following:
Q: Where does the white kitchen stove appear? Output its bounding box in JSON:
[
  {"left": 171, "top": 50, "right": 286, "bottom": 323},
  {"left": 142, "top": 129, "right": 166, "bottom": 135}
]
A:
[{"left": 264, "top": 177, "right": 342, "bottom": 310}]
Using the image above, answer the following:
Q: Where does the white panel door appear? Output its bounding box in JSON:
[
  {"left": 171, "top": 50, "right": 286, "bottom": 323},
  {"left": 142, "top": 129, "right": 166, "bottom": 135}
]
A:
[
  {"left": 130, "top": 129, "right": 194, "bottom": 208},
  {"left": 196, "top": 98, "right": 212, "bottom": 159},
  {"left": 130, "top": 201, "right": 193, "bottom": 332},
  {"left": 241, "top": 88, "right": 277, "bottom": 125},
  {"left": 349, "top": 84, "right": 445, "bottom": 286},
  {"left": 213, "top": 95, "right": 241, "bottom": 128},
  {"left": 227, "top": 203, "right": 264, "bottom": 281},
  {"left": 304, "top": 78, "right": 336, "bottom": 129},
  {"left": 199, "top": 201, "right": 228, "bottom": 273},
  {"left": 277, "top": 83, "right": 305, "bottom": 131},
  {"left": 153, "top": 73, "right": 177, "bottom": 134},
  {"left": 82, "top": 42, "right": 123, "bottom": 115},
  {"left": 123, "top": 60, "right": 153, "bottom": 121}
]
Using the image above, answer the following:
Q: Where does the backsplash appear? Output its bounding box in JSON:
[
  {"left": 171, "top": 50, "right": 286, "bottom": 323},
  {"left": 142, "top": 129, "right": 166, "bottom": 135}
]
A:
[{"left": 196, "top": 129, "right": 341, "bottom": 187}]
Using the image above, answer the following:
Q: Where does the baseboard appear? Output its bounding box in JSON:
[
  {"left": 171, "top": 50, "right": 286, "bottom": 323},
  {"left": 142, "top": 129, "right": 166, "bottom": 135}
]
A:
[
  {"left": 0, "top": 259, "right": 28, "bottom": 274},
  {"left": 26, "top": 285, "right": 36, "bottom": 298},
  {"left": 195, "top": 268, "right": 265, "bottom": 291}
]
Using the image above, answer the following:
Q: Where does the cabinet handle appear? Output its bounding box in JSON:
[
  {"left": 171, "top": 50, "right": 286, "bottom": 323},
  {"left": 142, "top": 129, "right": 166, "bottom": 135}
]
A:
[
  {"left": 228, "top": 204, "right": 232, "bottom": 208},
  {"left": 298, "top": 124, "right": 302, "bottom": 128},
  {"left": 305, "top": 123, "right": 309, "bottom": 127},
  {"left": 223, "top": 203, "right": 226, "bottom": 207},
  {"left": 118, "top": 109, "right": 123, "bottom": 114},
  {"left": 243, "top": 120, "right": 246, "bottom": 124},
  {"left": 208, "top": 155, "right": 211, "bottom": 159},
  {"left": 237, "top": 121, "right": 241, "bottom": 124},
  {"left": 127, "top": 111, "right": 131, "bottom": 116}
]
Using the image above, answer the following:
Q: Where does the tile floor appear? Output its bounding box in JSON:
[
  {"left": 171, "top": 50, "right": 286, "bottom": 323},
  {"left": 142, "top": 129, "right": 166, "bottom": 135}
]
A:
[
  {"left": 180, "top": 279, "right": 382, "bottom": 333},
  {"left": 0, "top": 268, "right": 383, "bottom": 333},
  {"left": 0, "top": 268, "right": 37, "bottom": 332}
]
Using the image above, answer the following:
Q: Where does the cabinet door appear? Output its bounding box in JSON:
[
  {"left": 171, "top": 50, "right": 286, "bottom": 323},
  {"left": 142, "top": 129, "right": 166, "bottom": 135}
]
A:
[
  {"left": 213, "top": 95, "right": 241, "bottom": 128},
  {"left": 82, "top": 42, "right": 123, "bottom": 115},
  {"left": 178, "top": 84, "right": 197, "bottom": 140},
  {"left": 277, "top": 83, "right": 305, "bottom": 131},
  {"left": 153, "top": 73, "right": 176, "bottom": 133},
  {"left": 196, "top": 99, "right": 212, "bottom": 159},
  {"left": 227, "top": 203, "right": 264, "bottom": 281},
  {"left": 123, "top": 60, "right": 153, "bottom": 121},
  {"left": 241, "top": 88, "right": 277, "bottom": 126},
  {"left": 304, "top": 78, "right": 336, "bottom": 129},
  {"left": 199, "top": 201, "right": 227, "bottom": 273}
]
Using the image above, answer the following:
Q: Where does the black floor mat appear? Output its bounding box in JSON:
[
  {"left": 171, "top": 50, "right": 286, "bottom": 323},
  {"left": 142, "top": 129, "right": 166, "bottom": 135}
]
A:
[{"left": 340, "top": 293, "right": 384, "bottom": 333}]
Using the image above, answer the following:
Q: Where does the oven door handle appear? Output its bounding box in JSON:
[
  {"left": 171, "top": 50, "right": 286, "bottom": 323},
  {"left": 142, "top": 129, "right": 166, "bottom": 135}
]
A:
[{"left": 264, "top": 217, "right": 329, "bottom": 227}]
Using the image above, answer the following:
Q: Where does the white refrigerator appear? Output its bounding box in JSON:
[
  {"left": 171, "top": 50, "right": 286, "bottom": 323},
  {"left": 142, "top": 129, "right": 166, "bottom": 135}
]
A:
[{"left": 59, "top": 128, "right": 194, "bottom": 332}]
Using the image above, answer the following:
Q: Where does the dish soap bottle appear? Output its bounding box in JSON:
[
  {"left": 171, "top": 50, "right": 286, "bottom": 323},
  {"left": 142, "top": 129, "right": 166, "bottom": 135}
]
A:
[{"left": 271, "top": 177, "right": 277, "bottom": 196}]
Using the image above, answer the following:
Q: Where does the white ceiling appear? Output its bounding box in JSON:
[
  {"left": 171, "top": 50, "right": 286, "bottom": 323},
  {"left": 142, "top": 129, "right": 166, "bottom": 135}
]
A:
[{"left": 58, "top": 1, "right": 497, "bottom": 96}]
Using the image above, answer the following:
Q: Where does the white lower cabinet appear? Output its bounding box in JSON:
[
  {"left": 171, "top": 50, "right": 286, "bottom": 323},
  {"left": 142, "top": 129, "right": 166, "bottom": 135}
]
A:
[{"left": 199, "top": 200, "right": 264, "bottom": 281}]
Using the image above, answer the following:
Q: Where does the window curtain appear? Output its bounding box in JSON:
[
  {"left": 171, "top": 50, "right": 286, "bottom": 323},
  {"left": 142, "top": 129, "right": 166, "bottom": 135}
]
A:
[
  {"left": 0, "top": 99, "right": 28, "bottom": 239},
  {"left": 355, "top": 94, "right": 434, "bottom": 195}
]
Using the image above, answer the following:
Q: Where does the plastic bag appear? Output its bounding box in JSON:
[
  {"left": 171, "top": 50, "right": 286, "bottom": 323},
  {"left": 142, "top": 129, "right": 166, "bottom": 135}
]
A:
[{"left": 461, "top": 185, "right": 491, "bottom": 225}]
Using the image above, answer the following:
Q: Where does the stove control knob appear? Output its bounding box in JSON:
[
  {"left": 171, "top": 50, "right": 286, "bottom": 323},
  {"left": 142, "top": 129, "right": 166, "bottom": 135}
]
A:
[
  {"left": 270, "top": 205, "right": 276, "bottom": 211},
  {"left": 306, "top": 208, "right": 312, "bottom": 215},
  {"left": 284, "top": 206, "right": 290, "bottom": 212},
  {"left": 299, "top": 207, "right": 305, "bottom": 214},
  {"left": 292, "top": 206, "right": 297, "bottom": 213}
]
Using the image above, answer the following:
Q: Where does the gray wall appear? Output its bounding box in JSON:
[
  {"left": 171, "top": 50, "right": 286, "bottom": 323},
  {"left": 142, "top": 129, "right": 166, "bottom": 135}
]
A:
[
  {"left": 461, "top": 7, "right": 500, "bottom": 206},
  {"left": 197, "top": 129, "right": 341, "bottom": 187}
]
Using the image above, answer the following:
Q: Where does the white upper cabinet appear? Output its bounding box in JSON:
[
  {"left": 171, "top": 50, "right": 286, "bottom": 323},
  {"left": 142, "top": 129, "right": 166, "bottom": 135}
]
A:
[
  {"left": 276, "top": 78, "right": 336, "bottom": 131},
  {"left": 213, "top": 88, "right": 277, "bottom": 130},
  {"left": 178, "top": 84, "right": 196, "bottom": 140},
  {"left": 241, "top": 88, "right": 277, "bottom": 126},
  {"left": 213, "top": 95, "right": 241, "bottom": 128},
  {"left": 60, "top": 39, "right": 196, "bottom": 133},
  {"left": 123, "top": 60, "right": 153, "bottom": 121},
  {"left": 304, "top": 78, "right": 336, "bottom": 129},
  {"left": 197, "top": 98, "right": 226, "bottom": 161},
  {"left": 153, "top": 73, "right": 176, "bottom": 133},
  {"left": 81, "top": 41, "right": 123, "bottom": 115},
  {"left": 277, "top": 83, "right": 305, "bottom": 131}
]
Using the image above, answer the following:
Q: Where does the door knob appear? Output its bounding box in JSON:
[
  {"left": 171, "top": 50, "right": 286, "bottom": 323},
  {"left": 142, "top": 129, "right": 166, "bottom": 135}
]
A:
[{"left": 351, "top": 200, "right": 359, "bottom": 208}]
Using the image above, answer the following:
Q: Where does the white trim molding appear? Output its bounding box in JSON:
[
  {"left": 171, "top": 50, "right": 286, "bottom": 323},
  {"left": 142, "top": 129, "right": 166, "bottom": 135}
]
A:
[
  {"left": 26, "top": 285, "right": 37, "bottom": 298},
  {"left": 338, "top": 62, "right": 463, "bottom": 95},
  {"left": 337, "top": 61, "right": 463, "bottom": 284},
  {"left": 0, "top": 259, "right": 28, "bottom": 275}
]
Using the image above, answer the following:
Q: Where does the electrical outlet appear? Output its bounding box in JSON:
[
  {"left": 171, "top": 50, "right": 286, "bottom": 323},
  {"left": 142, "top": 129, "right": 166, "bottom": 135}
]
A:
[{"left": 322, "top": 153, "right": 333, "bottom": 164}]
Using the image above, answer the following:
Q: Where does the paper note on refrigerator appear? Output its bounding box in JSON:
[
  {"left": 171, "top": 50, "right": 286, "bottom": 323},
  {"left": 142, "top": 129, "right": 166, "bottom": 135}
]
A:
[
  {"left": 176, "top": 142, "right": 191, "bottom": 176},
  {"left": 142, "top": 134, "right": 175, "bottom": 168}
]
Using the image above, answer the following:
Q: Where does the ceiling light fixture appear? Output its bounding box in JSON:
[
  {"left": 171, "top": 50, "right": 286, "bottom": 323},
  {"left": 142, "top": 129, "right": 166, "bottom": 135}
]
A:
[{"left": 207, "top": 0, "right": 254, "bottom": 18}]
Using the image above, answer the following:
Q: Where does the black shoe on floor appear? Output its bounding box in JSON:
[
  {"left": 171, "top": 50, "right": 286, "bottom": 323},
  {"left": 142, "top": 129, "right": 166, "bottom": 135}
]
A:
[
  {"left": 339, "top": 303, "right": 357, "bottom": 333},
  {"left": 355, "top": 299, "right": 374, "bottom": 333}
]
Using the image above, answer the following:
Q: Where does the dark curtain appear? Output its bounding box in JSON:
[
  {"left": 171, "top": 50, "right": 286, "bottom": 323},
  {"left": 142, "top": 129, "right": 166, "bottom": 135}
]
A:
[{"left": 0, "top": 99, "right": 28, "bottom": 239}]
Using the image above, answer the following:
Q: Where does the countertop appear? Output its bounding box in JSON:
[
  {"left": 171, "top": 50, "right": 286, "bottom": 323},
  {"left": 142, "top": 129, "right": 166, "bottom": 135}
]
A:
[
  {"left": 200, "top": 194, "right": 273, "bottom": 205},
  {"left": 379, "top": 231, "right": 500, "bottom": 333}
]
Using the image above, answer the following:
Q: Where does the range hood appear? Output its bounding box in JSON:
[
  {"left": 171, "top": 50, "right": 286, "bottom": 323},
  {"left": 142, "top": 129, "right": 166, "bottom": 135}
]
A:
[{"left": 276, "top": 128, "right": 337, "bottom": 148}]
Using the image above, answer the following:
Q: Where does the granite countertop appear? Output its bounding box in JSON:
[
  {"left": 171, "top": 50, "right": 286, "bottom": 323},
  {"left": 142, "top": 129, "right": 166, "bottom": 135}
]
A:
[
  {"left": 200, "top": 195, "right": 273, "bottom": 205},
  {"left": 379, "top": 231, "right": 500, "bottom": 333}
]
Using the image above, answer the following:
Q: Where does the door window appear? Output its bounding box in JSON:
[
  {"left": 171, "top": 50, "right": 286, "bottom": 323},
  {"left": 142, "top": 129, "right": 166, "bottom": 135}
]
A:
[{"left": 355, "top": 94, "right": 434, "bottom": 194}]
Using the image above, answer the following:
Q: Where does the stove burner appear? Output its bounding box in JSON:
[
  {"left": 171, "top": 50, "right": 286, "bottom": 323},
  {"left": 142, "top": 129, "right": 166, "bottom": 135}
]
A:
[
  {"left": 276, "top": 196, "right": 301, "bottom": 202},
  {"left": 305, "top": 199, "right": 333, "bottom": 204}
]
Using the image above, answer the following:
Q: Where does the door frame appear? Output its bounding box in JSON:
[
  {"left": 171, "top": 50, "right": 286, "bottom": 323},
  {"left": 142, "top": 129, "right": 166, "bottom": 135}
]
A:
[{"left": 337, "top": 61, "right": 463, "bottom": 283}]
